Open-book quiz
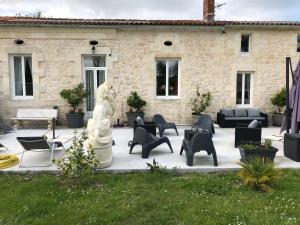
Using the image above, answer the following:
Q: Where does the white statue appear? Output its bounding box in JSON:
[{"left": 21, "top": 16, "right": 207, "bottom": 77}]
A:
[{"left": 86, "top": 82, "right": 116, "bottom": 168}]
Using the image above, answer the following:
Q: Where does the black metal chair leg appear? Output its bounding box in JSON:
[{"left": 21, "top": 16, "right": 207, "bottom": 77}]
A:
[
  {"left": 174, "top": 126, "right": 179, "bottom": 136},
  {"left": 165, "top": 139, "right": 173, "bottom": 153},
  {"left": 180, "top": 143, "right": 184, "bottom": 155},
  {"left": 187, "top": 153, "right": 194, "bottom": 166},
  {"left": 129, "top": 142, "right": 136, "bottom": 154},
  {"left": 212, "top": 151, "right": 218, "bottom": 166}
]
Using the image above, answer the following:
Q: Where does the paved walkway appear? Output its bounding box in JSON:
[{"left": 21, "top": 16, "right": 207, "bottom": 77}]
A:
[{"left": 0, "top": 126, "right": 299, "bottom": 173}]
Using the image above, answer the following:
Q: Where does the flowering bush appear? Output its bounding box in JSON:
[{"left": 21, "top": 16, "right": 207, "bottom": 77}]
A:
[{"left": 54, "top": 130, "right": 98, "bottom": 177}]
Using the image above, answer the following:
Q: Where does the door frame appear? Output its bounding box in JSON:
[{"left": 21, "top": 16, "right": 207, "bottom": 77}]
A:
[{"left": 82, "top": 54, "right": 107, "bottom": 118}]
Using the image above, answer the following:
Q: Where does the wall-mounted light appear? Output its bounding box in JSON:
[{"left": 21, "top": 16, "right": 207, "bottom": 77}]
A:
[
  {"left": 14, "top": 39, "right": 24, "bottom": 45},
  {"left": 89, "top": 40, "right": 98, "bottom": 54}
]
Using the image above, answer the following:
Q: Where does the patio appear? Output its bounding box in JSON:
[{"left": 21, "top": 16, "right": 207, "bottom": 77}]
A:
[{"left": 0, "top": 125, "right": 299, "bottom": 173}]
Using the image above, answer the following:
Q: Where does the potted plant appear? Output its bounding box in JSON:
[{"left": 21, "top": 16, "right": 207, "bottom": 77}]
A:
[
  {"left": 60, "top": 83, "right": 87, "bottom": 128},
  {"left": 238, "top": 139, "right": 278, "bottom": 162},
  {"left": 270, "top": 88, "right": 286, "bottom": 126},
  {"left": 189, "top": 85, "right": 213, "bottom": 124},
  {"left": 126, "top": 91, "right": 146, "bottom": 127}
]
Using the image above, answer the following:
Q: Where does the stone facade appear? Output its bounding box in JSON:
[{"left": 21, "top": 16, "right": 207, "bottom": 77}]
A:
[{"left": 0, "top": 25, "right": 299, "bottom": 125}]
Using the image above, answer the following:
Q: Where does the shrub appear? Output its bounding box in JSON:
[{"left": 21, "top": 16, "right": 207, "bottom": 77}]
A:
[
  {"left": 60, "top": 83, "right": 87, "bottom": 114},
  {"left": 271, "top": 88, "right": 286, "bottom": 114},
  {"left": 189, "top": 86, "right": 213, "bottom": 115},
  {"left": 238, "top": 157, "right": 282, "bottom": 192},
  {"left": 146, "top": 158, "right": 166, "bottom": 173},
  {"left": 53, "top": 130, "right": 98, "bottom": 177},
  {"left": 127, "top": 91, "right": 146, "bottom": 113}
]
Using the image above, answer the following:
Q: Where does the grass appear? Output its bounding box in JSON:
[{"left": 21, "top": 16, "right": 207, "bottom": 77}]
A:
[{"left": 0, "top": 170, "right": 300, "bottom": 225}]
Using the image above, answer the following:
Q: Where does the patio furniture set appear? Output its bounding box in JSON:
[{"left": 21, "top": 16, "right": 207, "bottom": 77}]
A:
[
  {"left": 130, "top": 114, "right": 218, "bottom": 166},
  {"left": 0, "top": 108, "right": 276, "bottom": 168}
]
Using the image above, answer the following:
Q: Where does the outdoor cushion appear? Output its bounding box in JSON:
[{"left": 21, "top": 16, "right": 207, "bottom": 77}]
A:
[
  {"left": 247, "top": 117, "right": 266, "bottom": 120},
  {"left": 220, "top": 109, "right": 234, "bottom": 117},
  {"left": 136, "top": 116, "right": 144, "bottom": 126},
  {"left": 247, "top": 108, "right": 261, "bottom": 117},
  {"left": 224, "top": 117, "right": 251, "bottom": 120},
  {"left": 248, "top": 120, "right": 259, "bottom": 128},
  {"left": 234, "top": 109, "right": 248, "bottom": 117}
]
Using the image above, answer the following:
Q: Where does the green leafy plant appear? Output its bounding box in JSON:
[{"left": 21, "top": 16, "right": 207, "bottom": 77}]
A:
[
  {"left": 263, "top": 139, "right": 272, "bottom": 150},
  {"left": 59, "top": 83, "right": 87, "bottom": 114},
  {"left": 238, "top": 157, "right": 282, "bottom": 192},
  {"left": 53, "top": 130, "right": 98, "bottom": 177},
  {"left": 271, "top": 88, "right": 286, "bottom": 114},
  {"left": 146, "top": 158, "right": 166, "bottom": 173},
  {"left": 240, "top": 139, "right": 273, "bottom": 151},
  {"left": 127, "top": 91, "right": 147, "bottom": 113},
  {"left": 189, "top": 86, "right": 213, "bottom": 115}
]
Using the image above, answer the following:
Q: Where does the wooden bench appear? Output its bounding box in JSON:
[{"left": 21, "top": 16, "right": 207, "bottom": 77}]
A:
[{"left": 12, "top": 109, "right": 58, "bottom": 130}]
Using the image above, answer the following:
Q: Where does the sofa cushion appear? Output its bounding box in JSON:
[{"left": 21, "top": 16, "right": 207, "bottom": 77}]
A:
[
  {"left": 234, "top": 109, "right": 248, "bottom": 117},
  {"left": 136, "top": 116, "right": 144, "bottom": 125},
  {"left": 247, "top": 117, "right": 265, "bottom": 121},
  {"left": 225, "top": 117, "right": 251, "bottom": 120},
  {"left": 247, "top": 108, "right": 261, "bottom": 117},
  {"left": 248, "top": 120, "right": 259, "bottom": 128},
  {"left": 220, "top": 109, "right": 234, "bottom": 117}
]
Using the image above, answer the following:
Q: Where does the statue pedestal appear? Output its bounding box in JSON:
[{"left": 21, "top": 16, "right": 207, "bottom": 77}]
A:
[{"left": 94, "top": 143, "right": 112, "bottom": 168}]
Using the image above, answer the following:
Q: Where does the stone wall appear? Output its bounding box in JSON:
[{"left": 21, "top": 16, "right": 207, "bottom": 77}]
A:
[{"left": 0, "top": 26, "right": 299, "bottom": 125}]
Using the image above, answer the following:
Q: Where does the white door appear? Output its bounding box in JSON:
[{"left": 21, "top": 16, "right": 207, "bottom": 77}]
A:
[{"left": 83, "top": 55, "right": 106, "bottom": 118}]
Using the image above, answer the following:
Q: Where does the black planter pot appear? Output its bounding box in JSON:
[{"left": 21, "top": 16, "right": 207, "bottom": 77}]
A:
[
  {"left": 239, "top": 146, "right": 278, "bottom": 162},
  {"left": 126, "top": 112, "right": 144, "bottom": 128},
  {"left": 272, "top": 114, "right": 284, "bottom": 127},
  {"left": 66, "top": 113, "right": 84, "bottom": 128}
]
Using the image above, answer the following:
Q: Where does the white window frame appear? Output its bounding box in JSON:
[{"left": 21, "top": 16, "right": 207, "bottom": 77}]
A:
[
  {"left": 10, "top": 55, "right": 33, "bottom": 100},
  {"left": 236, "top": 72, "right": 253, "bottom": 107},
  {"left": 155, "top": 59, "right": 180, "bottom": 100},
  {"left": 240, "top": 34, "right": 252, "bottom": 54},
  {"left": 82, "top": 55, "right": 107, "bottom": 112}
]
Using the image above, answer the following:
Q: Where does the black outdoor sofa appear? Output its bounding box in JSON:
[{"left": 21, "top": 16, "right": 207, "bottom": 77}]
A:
[{"left": 217, "top": 108, "right": 268, "bottom": 128}]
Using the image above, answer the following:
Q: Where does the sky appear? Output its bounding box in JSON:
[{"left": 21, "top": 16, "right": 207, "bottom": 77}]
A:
[{"left": 0, "top": 0, "right": 299, "bottom": 21}]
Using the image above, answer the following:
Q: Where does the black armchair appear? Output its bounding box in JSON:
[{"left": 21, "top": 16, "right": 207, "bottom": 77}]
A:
[
  {"left": 134, "top": 120, "right": 156, "bottom": 136},
  {"left": 192, "top": 114, "right": 215, "bottom": 136},
  {"left": 180, "top": 132, "right": 218, "bottom": 166},
  {"left": 129, "top": 127, "right": 173, "bottom": 158},
  {"left": 234, "top": 123, "right": 262, "bottom": 148},
  {"left": 152, "top": 114, "right": 178, "bottom": 137}
]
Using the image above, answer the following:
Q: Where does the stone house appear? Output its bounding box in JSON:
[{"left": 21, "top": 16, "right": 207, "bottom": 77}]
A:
[{"left": 0, "top": 0, "right": 299, "bottom": 125}]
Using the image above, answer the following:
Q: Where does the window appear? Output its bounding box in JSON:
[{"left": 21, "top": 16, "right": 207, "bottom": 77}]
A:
[
  {"left": 156, "top": 59, "right": 179, "bottom": 98},
  {"left": 297, "top": 34, "right": 300, "bottom": 52},
  {"left": 83, "top": 55, "right": 106, "bottom": 111},
  {"left": 236, "top": 72, "right": 251, "bottom": 105},
  {"left": 241, "top": 34, "right": 250, "bottom": 53},
  {"left": 11, "top": 55, "right": 33, "bottom": 98}
]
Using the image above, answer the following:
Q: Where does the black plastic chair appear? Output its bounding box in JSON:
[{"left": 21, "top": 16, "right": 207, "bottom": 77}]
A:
[
  {"left": 180, "top": 132, "right": 218, "bottom": 166},
  {"left": 152, "top": 114, "right": 178, "bottom": 137},
  {"left": 0, "top": 142, "right": 8, "bottom": 151},
  {"left": 235, "top": 123, "right": 262, "bottom": 148},
  {"left": 17, "top": 136, "right": 57, "bottom": 167},
  {"left": 129, "top": 127, "right": 173, "bottom": 158},
  {"left": 192, "top": 114, "right": 215, "bottom": 137}
]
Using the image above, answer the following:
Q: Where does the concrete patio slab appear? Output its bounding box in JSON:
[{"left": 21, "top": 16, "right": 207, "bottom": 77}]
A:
[{"left": 0, "top": 125, "right": 299, "bottom": 173}]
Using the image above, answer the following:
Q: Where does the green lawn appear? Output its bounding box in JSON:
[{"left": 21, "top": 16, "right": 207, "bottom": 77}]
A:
[{"left": 1, "top": 170, "right": 300, "bottom": 225}]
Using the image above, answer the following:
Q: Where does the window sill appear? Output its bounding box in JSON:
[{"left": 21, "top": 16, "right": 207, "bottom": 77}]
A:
[
  {"left": 155, "top": 96, "right": 181, "bottom": 100},
  {"left": 12, "top": 96, "right": 34, "bottom": 100},
  {"left": 236, "top": 104, "right": 251, "bottom": 108},
  {"left": 240, "top": 52, "right": 251, "bottom": 56}
]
